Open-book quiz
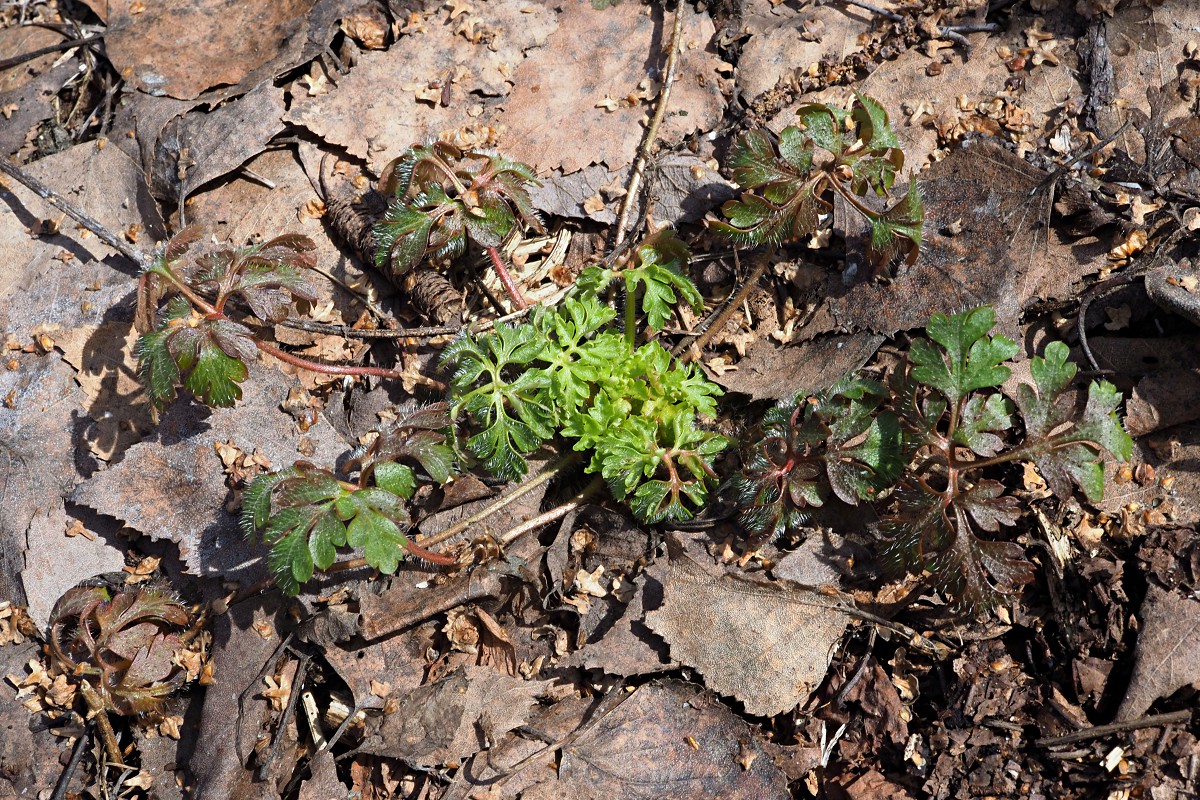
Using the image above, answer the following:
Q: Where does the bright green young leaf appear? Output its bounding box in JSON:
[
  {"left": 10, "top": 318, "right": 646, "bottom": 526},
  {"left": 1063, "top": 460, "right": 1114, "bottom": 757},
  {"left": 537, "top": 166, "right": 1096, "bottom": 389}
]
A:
[{"left": 343, "top": 492, "right": 411, "bottom": 576}]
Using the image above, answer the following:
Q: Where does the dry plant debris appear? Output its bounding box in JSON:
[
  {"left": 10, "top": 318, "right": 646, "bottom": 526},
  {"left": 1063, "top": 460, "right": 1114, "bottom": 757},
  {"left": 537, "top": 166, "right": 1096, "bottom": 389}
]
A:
[{"left": 1, "top": 0, "right": 1199, "bottom": 797}]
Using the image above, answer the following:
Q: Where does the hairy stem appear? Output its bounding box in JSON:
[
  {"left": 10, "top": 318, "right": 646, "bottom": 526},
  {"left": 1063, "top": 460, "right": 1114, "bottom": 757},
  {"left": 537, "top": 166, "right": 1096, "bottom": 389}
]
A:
[
  {"left": 486, "top": 245, "right": 529, "bottom": 310},
  {"left": 254, "top": 339, "right": 405, "bottom": 381}
]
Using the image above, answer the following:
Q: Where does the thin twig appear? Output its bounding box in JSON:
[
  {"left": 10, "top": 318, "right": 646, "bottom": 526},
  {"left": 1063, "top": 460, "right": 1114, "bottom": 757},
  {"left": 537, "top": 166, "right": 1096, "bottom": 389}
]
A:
[
  {"left": 0, "top": 33, "right": 104, "bottom": 71},
  {"left": 416, "top": 453, "right": 581, "bottom": 550},
  {"left": 0, "top": 156, "right": 150, "bottom": 269},
  {"left": 612, "top": 6, "right": 686, "bottom": 247},
  {"left": 496, "top": 476, "right": 603, "bottom": 548},
  {"left": 671, "top": 247, "right": 774, "bottom": 363},
  {"left": 1037, "top": 709, "right": 1193, "bottom": 747},
  {"left": 1076, "top": 273, "right": 1139, "bottom": 372},
  {"left": 938, "top": 27, "right": 972, "bottom": 48},
  {"left": 838, "top": 0, "right": 903, "bottom": 23},
  {"left": 277, "top": 317, "right": 459, "bottom": 338},
  {"left": 50, "top": 718, "right": 93, "bottom": 800}
]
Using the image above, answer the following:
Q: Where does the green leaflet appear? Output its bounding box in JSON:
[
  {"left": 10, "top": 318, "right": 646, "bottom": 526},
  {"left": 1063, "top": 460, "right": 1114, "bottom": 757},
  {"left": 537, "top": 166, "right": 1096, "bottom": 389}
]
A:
[
  {"left": 734, "top": 306, "right": 1133, "bottom": 617},
  {"left": 444, "top": 237, "right": 728, "bottom": 523},
  {"left": 242, "top": 411, "right": 457, "bottom": 596},
  {"left": 135, "top": 230, "right": 318, "bottom": 411},
  {"left": 373, "top": 143, "right": 543, "bottom": 279},
  {"left": 714, "top": 94, "right": 923, "bottom": 269}
]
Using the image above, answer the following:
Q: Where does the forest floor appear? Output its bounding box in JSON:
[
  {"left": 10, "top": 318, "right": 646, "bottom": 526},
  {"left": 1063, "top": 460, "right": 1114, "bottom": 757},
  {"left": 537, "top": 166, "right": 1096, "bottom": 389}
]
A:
[{"left": 1, "top": 0, "right": 1199, "bottom": 798}]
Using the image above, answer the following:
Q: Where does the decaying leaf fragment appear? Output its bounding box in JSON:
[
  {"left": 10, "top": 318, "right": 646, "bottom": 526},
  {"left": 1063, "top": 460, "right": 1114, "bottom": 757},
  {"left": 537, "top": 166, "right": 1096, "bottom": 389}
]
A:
[
  {"left": 1116, "top": 584, "right": 1200, "bottom": 721},
  {"left": 645, "top": 548, "right": 850, "bottom": 717}
]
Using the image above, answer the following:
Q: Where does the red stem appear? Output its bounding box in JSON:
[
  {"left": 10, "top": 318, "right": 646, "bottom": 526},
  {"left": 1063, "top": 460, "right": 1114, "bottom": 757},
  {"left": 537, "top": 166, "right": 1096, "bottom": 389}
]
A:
[
  {"left": 156, "top": 264, "right": 405, "bottom": 381},
  {"left": 403, "top": 539, "right": 458, "bottom": 565},
  {"left": 486, "top": 245, "right": 529, "bottom": 310},
  {"left": 254, "top": 340, "right": 404, "bottom": 380}
]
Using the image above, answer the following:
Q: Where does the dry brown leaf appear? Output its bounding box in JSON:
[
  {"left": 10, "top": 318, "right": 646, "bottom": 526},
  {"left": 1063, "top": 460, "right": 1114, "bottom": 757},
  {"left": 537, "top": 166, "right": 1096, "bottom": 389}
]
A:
[
  {"left": 1116, "top": 584, "right": 1200, "bottom": 721},
  {"left": 737, "top": 0, "right": 875, "bottom": 101},
  {"left": 472, "top": 681, "right": 792, "bottom": 800},
  {"left": 499, "top": 3, "right": 723, "bottom": 173},
  {"left": 285, "top": 0, "right": 557, "bottom": 171},
  {"left": 54, "top": 322, "right": 153, "bottom": 461},
  {"left": 71, "top": 367, "right": 348, "bottom": 583},
  {"left": 645, "top": 549, "right": 849, "bottom": 717},
  {"left": 356, "top": 666, "right": 551, "bottom": 767},
  {"left": 104, "top": 0, "right": 321, "bottom": 100}
]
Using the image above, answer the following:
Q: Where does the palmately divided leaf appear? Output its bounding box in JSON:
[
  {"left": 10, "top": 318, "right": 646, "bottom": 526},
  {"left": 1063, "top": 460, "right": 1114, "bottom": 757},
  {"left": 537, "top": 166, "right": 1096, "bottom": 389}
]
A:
[
  {"left": 444, "top": 324, "right": 555, "bottom": 480},
  {"left": 137, "top": 329, "right": 181, "bottom": 409},
  {"left": 267, "top": 522, "right": 316, "bottom": 595},
  {"left": 882, "top": 486, "right": 1034, "bottom": 613},
  {"left": 1013, "top": 342, "right": 1132, "bottom": 502},
  {"left": 910, "top": 307, "right": 1017, "bottom": 404},
  {"left": 726, "top": 128, "right": 805, "bottom": 190},
  {"left": 851, "top": 93, "right": 901, "bottom": 152},
  {"left": 960, "top": 479, "right": 1022, "bottom": 532},
  {"left": 956, "top": 393, "right": 1015, "bottom": 457},
  {"left": 730, "top": 377, "right": 901, "bottom": 546},
  {"left": 181, "top": 337, "right": 249, "bottom": 407},
  {"left": 360, "top": 406, "right": 457, "bottom": 486},
  {"left": 794, "top": 104, "right": 844, "bottom": 156},
  {"left": 343, "top": 499, "right": 410, "bottom": 576},
  {"left": 241, "top": 467, "right": 300, "bottom": 536},
  {"left": 865, "top": 180, "right": 923, "bottom": 268},
  {"left": 373, "top": 461, "right": 416, "bottom": 499},
  {"left": 711, "top": 186, "right": 827, "bottom": 247}
]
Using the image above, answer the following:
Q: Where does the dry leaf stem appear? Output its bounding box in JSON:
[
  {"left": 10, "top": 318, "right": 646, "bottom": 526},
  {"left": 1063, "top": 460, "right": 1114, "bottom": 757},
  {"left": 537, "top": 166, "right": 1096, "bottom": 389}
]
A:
[
  {"left": 417, "top": 452, "right": 582, "bottom": 551},
  {"left": 672, "top": 246, "right": 774, "bottom": 363},
  {"left": 0, "top": 155, "right": 150, "bottom": 270},
  {"left": 612, "top": 5, "right": 686, "bottom": 247},
  {"left": 1037, "top": 709, "right": 1193, "bottom": 748}
]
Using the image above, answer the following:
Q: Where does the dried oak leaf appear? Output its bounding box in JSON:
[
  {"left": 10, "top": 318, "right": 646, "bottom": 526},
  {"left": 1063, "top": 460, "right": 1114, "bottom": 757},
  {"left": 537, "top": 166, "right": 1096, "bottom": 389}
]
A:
[
  {"left": 529, "top": 154, "right": 736, "bottom": 227},
  {"left": 285, "top": 0, "right": 557, "bottom": 172},
  {"left": 55, "top": 322, "right": 154, "bottom": 462},
  {"left": 0, "top": 144, "right": 163, "bottom": 605},
  {"left": 519, "top": 682, "right": 787, "bottom": 800},
  {"left": 104, "top": 0, "right": 319, "bottom": 101},
  {"left": 499, "top": 3, "right": 724, "bottom": 174},
  {"left": 645, "top": 547, "right": 849, "bottom": 717},
  {"left": 71, "top": 367, "right": 348, "bottom": 584},
  {"left": 1116, "top": 584, "right": 1200, "bottom": 721},
  {"left": 738, "top": 0, "right": 875, "bottom": 101}
]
